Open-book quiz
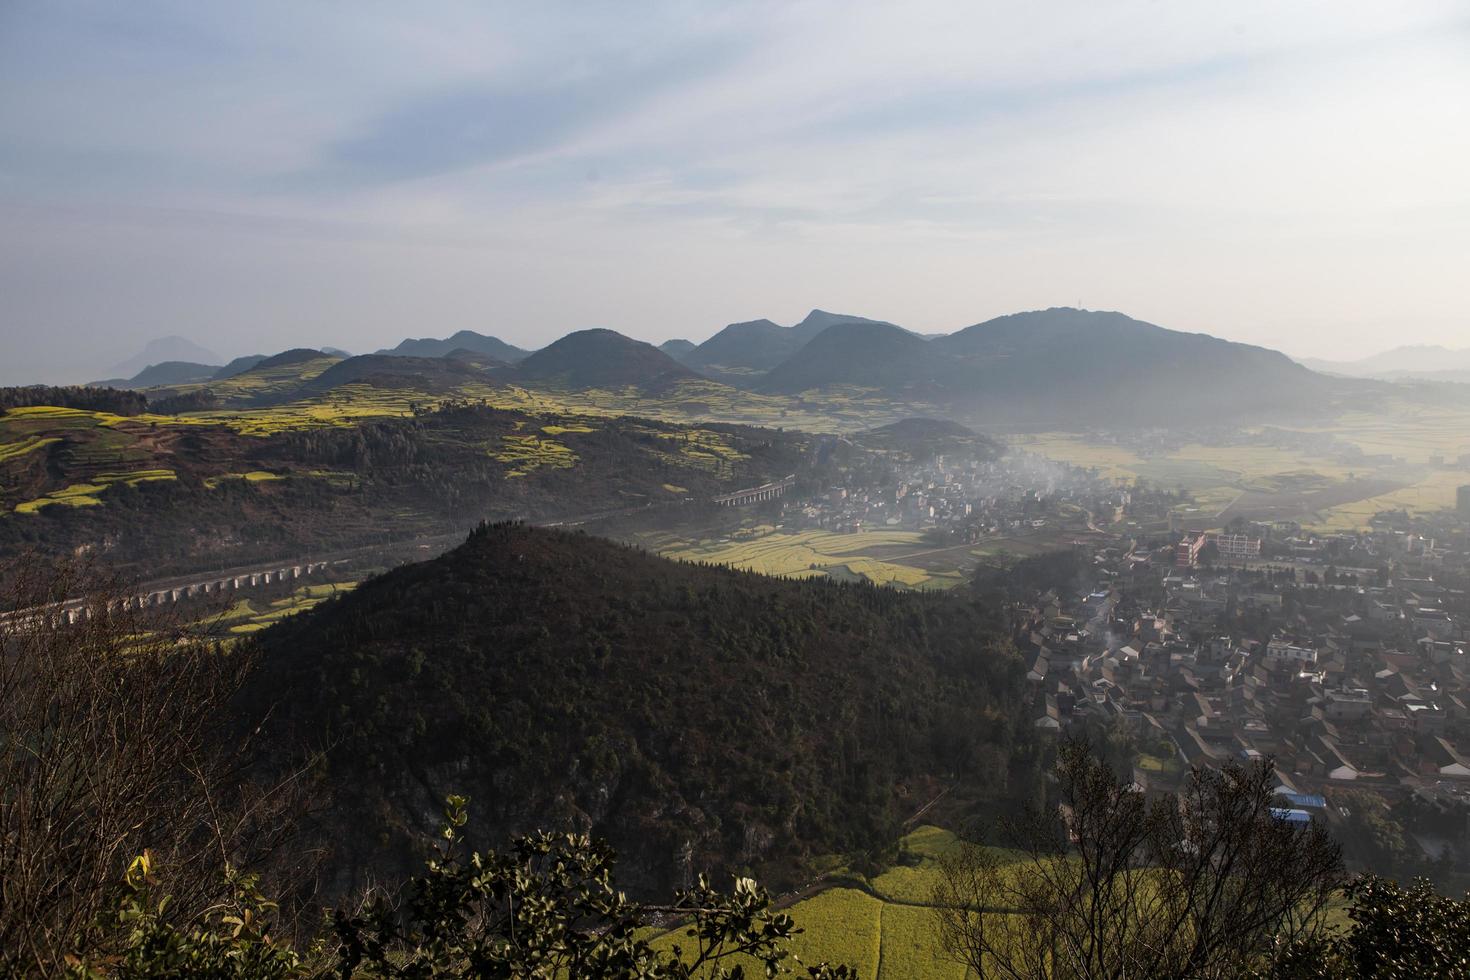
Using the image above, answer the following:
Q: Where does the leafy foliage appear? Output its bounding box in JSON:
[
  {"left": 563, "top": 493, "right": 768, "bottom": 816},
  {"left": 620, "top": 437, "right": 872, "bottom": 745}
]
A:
[
  {"left": 331, "top": 796, "right": 854, "bottom": 979},
  {"left": 66, "top": 852, "right": 302, "bottom": 980},
  {"left": 0, "top": 385, "right": 147, "bottom": 415},
  {"left": 1266, "top": 875, "right": 1470, "bottom": 980},
  {"left": 70, "top": 799, "right": 855, "bottom": 979}
]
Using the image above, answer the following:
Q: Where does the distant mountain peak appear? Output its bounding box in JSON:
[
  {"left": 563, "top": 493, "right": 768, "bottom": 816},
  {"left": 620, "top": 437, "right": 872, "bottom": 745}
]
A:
[
  {"left": 378, "top": 331, "right": 529, "bottom": 363},
  {"left": 1299, "top": 343, "right": 1470, "bottom": 378},
  {"left": 105, "top": 336, "right": 222, "bottom": 381},
  {"left": 512, "top": 328, "right": 695, "bottom": 391},
  {"left": 791, "top": 309, "right": 894, "bottom": 340}
]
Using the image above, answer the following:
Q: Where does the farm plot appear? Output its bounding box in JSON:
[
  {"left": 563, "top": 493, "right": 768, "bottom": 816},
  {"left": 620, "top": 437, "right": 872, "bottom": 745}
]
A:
[
  {"left": 0, "top": 435, "right": 60, "bottom": 462},
  {"left": 491, "top": 433, "right": 577, "bottom": 475},
  {"left": 14, "top": 469, "right": 176, "bottom": 514},
  {"left": 645, "top": 826, "right": 1015, "bottom": 978},
  {"left": 648, "top": 886, "right": 883, "bottom": 978},
  {"left": 215, "top": 581, "right": 358, "bottom": 634},
  {"left": 1016, "top": 411, "right": 1470, "bottom": 531},
  {"left": 663, "top": 529, "right": 957, "bottom": 588},
  {"left": 1217, "top": 476, "right": 1409, "bottom": 525}
]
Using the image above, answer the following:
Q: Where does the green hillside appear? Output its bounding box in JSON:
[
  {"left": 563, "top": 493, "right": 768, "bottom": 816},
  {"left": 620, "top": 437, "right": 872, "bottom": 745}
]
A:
[
  {"left": 240, "top": 523, "right": 1032, "bottom": 898},
  {"left": 0, "top": 399, "right": 811, "bottom": 577}
]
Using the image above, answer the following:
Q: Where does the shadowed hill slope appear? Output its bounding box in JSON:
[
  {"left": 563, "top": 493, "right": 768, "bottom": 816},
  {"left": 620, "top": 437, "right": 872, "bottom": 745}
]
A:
[
  {"left": 684, "top": 319, "right": 800, "bottom": 378},
  {"left": 758, "top": 321, "right": 945, "bottom": 395},
  {"left": 509, "top": 328, "right": 697, "bottom": 391},
  {"left": 126, "top": 361, "right": 221, "bottom": 387},
  {"left": 658, "top": 338, "right": 697, "bottom": 359},
  {"left": 241, "top": 522, "right": 1029, "bottom": 896},
  {"left": 678, "top": 311, "right": 902, "bottom": 385},
  {"left": 211, "top": 355, "right": 267, "bottom": 380},
  {"left": 790, "top": 309, "right": 898, "bottom": 341},
  {"left": 929, "top": 307, "right": 1333, "bottom": 424},
  {"left": 301, "top": 353, "right": 487, "bottom": 393}
]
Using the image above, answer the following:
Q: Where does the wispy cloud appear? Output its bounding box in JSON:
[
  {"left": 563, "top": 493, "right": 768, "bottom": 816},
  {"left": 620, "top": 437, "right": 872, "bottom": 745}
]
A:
[{"left": 0, "top": 1, "right": 1467, "bottom": 382}]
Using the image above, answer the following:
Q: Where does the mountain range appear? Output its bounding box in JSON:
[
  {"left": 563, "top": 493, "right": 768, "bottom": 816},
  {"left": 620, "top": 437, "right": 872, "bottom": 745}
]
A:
[
  {"left": 88, "top": 307, "right": 1353, "bottom": 426},
  {"left": 376, "top": 330, "right": 529, "bottom": 363},
  {"left": 1301, "top": 345, "right": 1470, "bottom": 381},
  {"left": 103, "top": 336, "right": 221, "bottom": 380},
  {"left": 671, "top": 310, "right": 902, "bottom": 381},
  {"left": 501, "top": 328, "right": 695, "bottom": 391}
]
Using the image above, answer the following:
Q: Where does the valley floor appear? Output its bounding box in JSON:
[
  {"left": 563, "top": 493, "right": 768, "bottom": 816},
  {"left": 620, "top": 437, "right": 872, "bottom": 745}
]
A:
[{"left": 1014, "top": 400, "right": 1470, "bottom": 532}]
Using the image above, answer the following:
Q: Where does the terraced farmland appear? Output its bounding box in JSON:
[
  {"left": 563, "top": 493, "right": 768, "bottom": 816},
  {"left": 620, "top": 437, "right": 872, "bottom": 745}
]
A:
[
  {"left": 491, "top": 433, "right": 577, "bottom": 475},
  {"left": 0, "top": 435, "right": 60, "bottom": 462},
  {"left": 211, "top": 581, "right": 359, "bottom": 635},
  {"left": 14, "top": 469, "right": 176, "bottom": 514}
]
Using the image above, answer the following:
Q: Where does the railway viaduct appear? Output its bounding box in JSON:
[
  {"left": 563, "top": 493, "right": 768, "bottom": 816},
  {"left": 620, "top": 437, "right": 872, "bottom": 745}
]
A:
[
  {"left": 4, "top": 560, "right": 338, "bottom": 629},
  {"left": 711, "top": 474, "right": 797, "bottom": 507}
]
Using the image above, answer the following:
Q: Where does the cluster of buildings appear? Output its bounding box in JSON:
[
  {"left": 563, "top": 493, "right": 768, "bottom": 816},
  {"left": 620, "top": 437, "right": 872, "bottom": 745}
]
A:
[
  {"left": 1018, "top": 512, "right": 1470, "bottom": 876},
  {"left": 767, "top": 430, "right": 1470, "bottom": 878},
  {"left": 791, "top": 450, "right": 1134, "bottom": 542}
]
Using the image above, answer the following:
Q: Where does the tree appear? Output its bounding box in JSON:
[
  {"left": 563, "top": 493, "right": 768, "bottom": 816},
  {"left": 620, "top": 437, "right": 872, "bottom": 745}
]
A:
[
  {"left": 931, "top": 737, "right": 1343, "bottom": 979},
  {"left": 0, "top": 557, "right": 304, "bottom": 976},
  {"left": 1264, "top": 875, "right": 1470, "bottom": 979},
  {"left": 70, "top": 797, "right": 857, "bottom": 979}
]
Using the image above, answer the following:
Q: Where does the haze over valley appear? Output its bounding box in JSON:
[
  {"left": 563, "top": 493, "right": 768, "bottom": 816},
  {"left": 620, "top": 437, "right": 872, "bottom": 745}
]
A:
[{"left": 4, "top": 4, "right": 1470, "bottom": 977}]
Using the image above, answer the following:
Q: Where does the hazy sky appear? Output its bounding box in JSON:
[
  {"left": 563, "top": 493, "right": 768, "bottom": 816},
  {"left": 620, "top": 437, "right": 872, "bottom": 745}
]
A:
[{"left": 2, "top": 1, "right": 1468, "bottom": 383}]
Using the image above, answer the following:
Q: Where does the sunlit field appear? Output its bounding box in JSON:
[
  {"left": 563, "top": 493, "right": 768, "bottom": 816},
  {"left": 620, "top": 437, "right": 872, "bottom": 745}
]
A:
[
  {"left": 1015, "top": 402, "right": 1470, "bottom": 530},
  {"left": 646, "top": 826, "right": 1007, "bottom": 979},
  {"left": 211, "top": 581, "right": 359, "bottom": 635},
  {"left": 661, "top": 528, "right": 980, "bottom": 589},
  {"left": 15, "top": 469, "right": 176, "bottom": 514}
]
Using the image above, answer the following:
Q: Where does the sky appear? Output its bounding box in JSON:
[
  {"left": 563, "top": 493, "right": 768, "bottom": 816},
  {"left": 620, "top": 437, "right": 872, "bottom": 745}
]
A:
[{"left": 1, "top": 1, "right": 1468, "bottom": 384}]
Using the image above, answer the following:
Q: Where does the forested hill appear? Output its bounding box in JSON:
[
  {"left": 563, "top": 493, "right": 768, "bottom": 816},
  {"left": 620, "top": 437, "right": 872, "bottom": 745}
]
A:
[{"left": 242, "top": 523, "right": 1032, "bottom": 897}]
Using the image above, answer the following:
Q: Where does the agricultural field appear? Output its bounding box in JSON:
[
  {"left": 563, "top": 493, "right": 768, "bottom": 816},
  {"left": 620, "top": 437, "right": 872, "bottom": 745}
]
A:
[
  {"left": 491, "top": 433, "right": 577, "bottom": 476},
  {"left": 197, "top": 353, "right": 343, "bottom": 402},
  {"left": 661, "top": 528, "right": 953, "bottom": 588},
  {"left": 647, "top": 826, "right": 991, "bottom": 979},
  {"left": 454, "top": 379, "right": 921, "bottom": 433},
  {"left": 654, "top": 523, "right": 1080, "bottom": 590},
  {"left": 191, "top": 384, "right": 426, "bottom": 435},
  {"left": 0, "top": 435, "right": 60, "bottom": 462},
  {"left": 202, "top": 471, "right": 284, "bottom": 488},
  {"left": 209, "top": 581, "right": 358, "bottom": 635},
  {"left": 14, "top": 469, "right": 176, "bottom": 514},
  {"left": 1015, "top": 402, "right": 1470, "bottom": 531}
]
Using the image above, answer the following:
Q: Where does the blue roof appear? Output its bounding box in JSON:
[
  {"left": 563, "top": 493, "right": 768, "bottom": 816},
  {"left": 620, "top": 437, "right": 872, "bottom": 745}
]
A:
[
  {"left": 1270, "top": 808, "right": 1313, "bottom": 825},
  {"left": 1274, "top": 791, "right": 1327, "bottom": 809}
]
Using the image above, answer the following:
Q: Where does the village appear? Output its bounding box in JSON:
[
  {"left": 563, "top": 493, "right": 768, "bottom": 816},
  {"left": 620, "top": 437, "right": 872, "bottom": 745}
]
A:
[
  {"left": 1016, "top": 497, "right": 1470, "bottom": 884},
  {"left": 770, "top": 438, "right": 1470, "bottom": 884}
]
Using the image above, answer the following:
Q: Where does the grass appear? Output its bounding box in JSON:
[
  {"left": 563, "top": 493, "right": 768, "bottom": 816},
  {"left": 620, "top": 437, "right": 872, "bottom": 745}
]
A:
[
  {"left": 15, "top": 469, "right": 176, "bottom": 514},
  {"left": 657, "top": 527, "right": 1009, "bottom": 590},
  {"left": 1136, "top": 753, "right": 1182, "bottom": 774},
  {"left": 649, "top": 887, "right": 884, "bottom": 977},
  {"left": 662, "top": 529, "right": 951, "bottom": 588},
  {"left": 643, "top": 826, "right": 1010, "bottom": 978}
]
